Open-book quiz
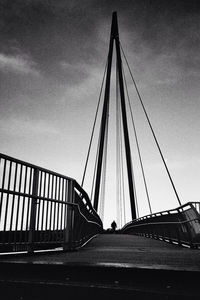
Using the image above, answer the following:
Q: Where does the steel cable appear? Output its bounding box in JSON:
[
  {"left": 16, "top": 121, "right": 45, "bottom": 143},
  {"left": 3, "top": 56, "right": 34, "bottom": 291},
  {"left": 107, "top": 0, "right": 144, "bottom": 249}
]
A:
[
  {"left": 120, "top": 43, "right": 181, "bottom": 206},
  {"left": 81, "top": 59, "right": 108, "bottom": 188},
  {"left": 122, "top": 64, "right": 152, "bottom": 214}
]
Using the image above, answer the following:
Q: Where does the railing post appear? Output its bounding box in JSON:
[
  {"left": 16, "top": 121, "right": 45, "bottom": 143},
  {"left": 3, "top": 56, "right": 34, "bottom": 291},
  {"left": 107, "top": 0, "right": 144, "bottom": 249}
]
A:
[
  {"left": 63, "top": 180, "right": 75, "bottom": 251},
  {"left": 28, "top": 168, "right": 39, "bottom": 253}
]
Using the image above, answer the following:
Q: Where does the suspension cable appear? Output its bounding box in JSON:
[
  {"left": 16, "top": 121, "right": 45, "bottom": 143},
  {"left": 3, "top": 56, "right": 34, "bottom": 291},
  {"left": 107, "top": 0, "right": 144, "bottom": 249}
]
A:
[
  {"left": 81, "top": 59, "right": 108, "bottom": 187},
  {"left": 120, "top": 43, "right": 181, "bottom": 206},
  {"left": 122, "top": 65, "right": 152, "bottom": 214}
]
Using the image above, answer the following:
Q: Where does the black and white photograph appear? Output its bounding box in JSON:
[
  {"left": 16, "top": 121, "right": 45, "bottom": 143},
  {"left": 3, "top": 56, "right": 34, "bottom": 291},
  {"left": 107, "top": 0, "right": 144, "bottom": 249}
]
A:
[{"left": 0, "top": 1, "right": 200, "bottom": 299}]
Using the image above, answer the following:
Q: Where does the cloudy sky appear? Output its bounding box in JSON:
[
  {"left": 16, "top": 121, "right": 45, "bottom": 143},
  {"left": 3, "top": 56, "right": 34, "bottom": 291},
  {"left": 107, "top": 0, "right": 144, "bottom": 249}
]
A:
[{"left": 0, "top": 0, "right": 200, "bottom": 227}]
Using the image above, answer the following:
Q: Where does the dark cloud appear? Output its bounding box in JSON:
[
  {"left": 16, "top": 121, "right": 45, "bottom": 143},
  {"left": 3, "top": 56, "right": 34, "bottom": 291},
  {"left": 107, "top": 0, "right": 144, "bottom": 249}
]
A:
[
  {"left": 0, "top": 0, "right": 200, "bottom": 91},
  {"left": 0, "top": 1, "right": 101, "bottom": 66},
  {"left": 1, "top": 0, "right": 199, "bottom": 77}
]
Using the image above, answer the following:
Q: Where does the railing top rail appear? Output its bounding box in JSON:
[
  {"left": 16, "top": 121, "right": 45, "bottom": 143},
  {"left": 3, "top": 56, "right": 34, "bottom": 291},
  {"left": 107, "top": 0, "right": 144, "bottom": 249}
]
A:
[
  {"left": 74, "top": 181, "right": 102, "bottom": 223},
  {"left": 74, "top": 181, "right": 94, "bottom": 209},
  {"left": 0, "top": 153, "right": 74, "bottom": 181},
  {"left": 122, "top": 201, "right": 199, "bottom": 229},
  {"left": 0, "top": 153, "right": 101, "bottom": 220}
]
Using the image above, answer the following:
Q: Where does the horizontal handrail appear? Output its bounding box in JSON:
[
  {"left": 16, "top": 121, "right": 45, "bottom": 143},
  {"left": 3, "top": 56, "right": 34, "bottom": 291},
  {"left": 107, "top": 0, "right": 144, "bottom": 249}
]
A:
[
  {"left": 0, "top": 188, "right": 75, "bottom": 206},
  {"left": 0, "top": 187, "right": 102, "bottom": 221},
  {"left": 122, "top": 202, "right": 199, "bottom": 227},
  {"left": 72, "top": 203, "right": 103, "bottom": 228},
  {"left": 73, "top": 181, "right": 102, "bottom": 223},
  {"left": 122, "top": 202, "right": 200, "bottom": 249},
  {"left": 0, "top": 153, "right": 74, "bottom": 181}
]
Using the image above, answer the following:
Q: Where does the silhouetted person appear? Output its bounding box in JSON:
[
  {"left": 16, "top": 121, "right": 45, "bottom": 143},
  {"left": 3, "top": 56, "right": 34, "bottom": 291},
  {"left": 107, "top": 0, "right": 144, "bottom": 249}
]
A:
[{"left": 111, "top": 220, "right": 117, "bottom": 233}]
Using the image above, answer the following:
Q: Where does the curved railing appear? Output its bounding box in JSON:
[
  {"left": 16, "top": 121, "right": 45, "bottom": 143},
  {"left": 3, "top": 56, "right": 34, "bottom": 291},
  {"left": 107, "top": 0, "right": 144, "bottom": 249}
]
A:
[
  {"left": 121, "top": 202, "right": 200, "bottom": 249},
  {"left": 0, "top": 153, "right": 103, "bottom": 253}
]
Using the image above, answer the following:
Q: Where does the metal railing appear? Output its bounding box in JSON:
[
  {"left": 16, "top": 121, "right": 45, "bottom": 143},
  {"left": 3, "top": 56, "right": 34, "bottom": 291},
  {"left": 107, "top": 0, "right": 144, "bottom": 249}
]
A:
[
  {"left": 121, "top": 202, "right": 200, "bottom": 249},
  {"left": 0, "top": 153, "right": 103, "bottom": 253}
]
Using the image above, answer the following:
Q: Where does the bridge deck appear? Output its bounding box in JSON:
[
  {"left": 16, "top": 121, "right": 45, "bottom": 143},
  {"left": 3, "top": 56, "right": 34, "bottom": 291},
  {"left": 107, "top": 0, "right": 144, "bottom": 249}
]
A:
[
  {"left": 0, "top": 234, "right": 200, "bottom": 299},
  {"left": 0, "top": 234, "right": 199, "bottom": 271}
]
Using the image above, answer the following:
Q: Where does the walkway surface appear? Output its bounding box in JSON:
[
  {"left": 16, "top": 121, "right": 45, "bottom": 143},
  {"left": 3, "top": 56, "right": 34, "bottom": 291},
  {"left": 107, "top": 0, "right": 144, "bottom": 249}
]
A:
[
  {"left": 0, "top": 234, "right": 200, "bottom": 299},
  {"left": 0, "top": 234, "right": 199, "bottom": 271}
]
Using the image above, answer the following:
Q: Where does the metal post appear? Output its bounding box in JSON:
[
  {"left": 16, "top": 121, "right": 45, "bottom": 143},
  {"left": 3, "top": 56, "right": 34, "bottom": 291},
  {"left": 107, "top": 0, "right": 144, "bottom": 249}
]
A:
[
  {"left": 63, "top": 180, "right": 75, "bottom": 251},
  {"left": 28, "top": 168, "right": 39, "bottom": 253}
]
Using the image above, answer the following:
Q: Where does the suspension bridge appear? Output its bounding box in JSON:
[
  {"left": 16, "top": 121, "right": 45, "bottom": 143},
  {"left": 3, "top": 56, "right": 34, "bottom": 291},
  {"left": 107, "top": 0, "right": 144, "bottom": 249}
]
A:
[{"left": 0, "top": 12, "right": 200, "bottom": 299}]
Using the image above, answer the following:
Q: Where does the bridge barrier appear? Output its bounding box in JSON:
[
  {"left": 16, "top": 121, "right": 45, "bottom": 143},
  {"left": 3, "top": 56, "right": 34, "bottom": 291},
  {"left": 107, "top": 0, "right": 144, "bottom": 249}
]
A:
[
  {"left": 121, "top": 202, "right": 200, "bottom": 249},
  {"left": 0, "top": 153, "right": 103, "bottom": 253}
]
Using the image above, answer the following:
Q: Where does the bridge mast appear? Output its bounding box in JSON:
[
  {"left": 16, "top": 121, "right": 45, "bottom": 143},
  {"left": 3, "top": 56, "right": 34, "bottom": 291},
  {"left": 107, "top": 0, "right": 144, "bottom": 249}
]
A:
[
  {"left": 113, "top": 12, "right": 137, "bottom": 220},
  {"left": 93, "top": 12, "right": 137, "bottom": 220},
  {"left": 93, "top": 13, "right": 115, "bottom": 211}
]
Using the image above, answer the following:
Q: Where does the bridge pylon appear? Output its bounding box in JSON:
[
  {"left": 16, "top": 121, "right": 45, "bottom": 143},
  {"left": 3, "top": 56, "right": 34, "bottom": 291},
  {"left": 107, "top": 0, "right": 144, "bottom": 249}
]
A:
[{"left": 93, "top": 12, "right": 137, "bottom": 220}]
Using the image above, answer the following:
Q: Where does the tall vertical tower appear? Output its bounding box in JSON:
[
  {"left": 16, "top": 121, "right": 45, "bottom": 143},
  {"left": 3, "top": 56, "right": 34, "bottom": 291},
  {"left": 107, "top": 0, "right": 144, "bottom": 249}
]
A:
[{"left": 93, "top": 12, "right": 137, "bottom": 220}]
